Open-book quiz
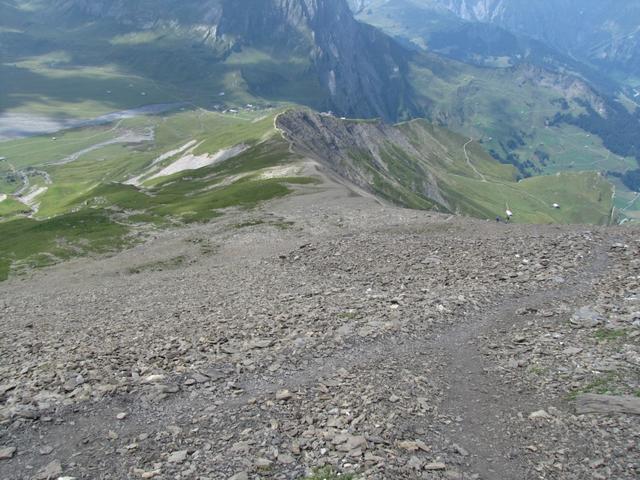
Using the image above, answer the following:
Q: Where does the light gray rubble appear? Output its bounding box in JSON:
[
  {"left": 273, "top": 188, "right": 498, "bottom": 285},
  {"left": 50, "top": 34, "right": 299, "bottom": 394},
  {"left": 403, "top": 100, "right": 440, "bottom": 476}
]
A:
[{"left": 0, "top": 183, "right": 638, "bottom": 479}]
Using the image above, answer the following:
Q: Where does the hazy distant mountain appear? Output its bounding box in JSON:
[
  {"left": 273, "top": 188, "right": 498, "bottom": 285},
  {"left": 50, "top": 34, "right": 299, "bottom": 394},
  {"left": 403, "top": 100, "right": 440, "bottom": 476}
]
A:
[
  {"left": 351, "top": 0, "right": 640, "bottom": 81},
  {"left": 3, "top": 0, "right": 639, "bottom": 183},
  {"left": 48, "top": 0, "right": 419, "bottom": 120}
]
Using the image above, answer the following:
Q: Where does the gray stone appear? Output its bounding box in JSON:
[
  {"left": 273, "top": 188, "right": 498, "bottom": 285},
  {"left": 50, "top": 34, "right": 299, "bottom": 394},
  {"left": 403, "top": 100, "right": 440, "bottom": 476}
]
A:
[
  {"left": 570, "top": 307, "right": 604, "bottom": 328},
  {"left": 529, "top": 410, "right": 552, "bottom": 420},
  {"left": 0, "top": 447, "right": 16, "bottom": 460},
  {"left": 167, "top": 450, "right": 188, "bottom": 464},
  {"left": 276, "top": 389, "right": 292, "bottom": 400},
  {"left": 228, "top": 472, "right": 249, "bottom": 480},
  {"left": 576, "top": 394, "right": 640, "bottom": 415},
  {"left": 35, "top": 460, "right": 62, "bottom": 479}
]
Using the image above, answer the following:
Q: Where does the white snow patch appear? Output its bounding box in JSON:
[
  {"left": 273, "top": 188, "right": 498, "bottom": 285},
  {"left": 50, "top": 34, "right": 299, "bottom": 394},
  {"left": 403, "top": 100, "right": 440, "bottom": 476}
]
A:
[{"left": 149, "top": 144, "right": 249, "bottom": 180}]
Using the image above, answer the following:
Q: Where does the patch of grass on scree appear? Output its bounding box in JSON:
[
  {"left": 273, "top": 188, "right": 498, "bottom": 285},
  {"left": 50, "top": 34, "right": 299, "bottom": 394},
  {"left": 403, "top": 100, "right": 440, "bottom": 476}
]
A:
[
  {"left": 0, "top": 177, "right": 308, "bottom": 280},
  {"left": 306, "top": 468, "right": 358, "bottom": 480},
  {"left": 0, "top": 210, "right": 129, "bottom": 281}
]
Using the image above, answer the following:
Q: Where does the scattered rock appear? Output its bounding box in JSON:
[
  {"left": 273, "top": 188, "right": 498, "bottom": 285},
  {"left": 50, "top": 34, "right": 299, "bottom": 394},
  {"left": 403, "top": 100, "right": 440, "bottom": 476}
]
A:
[
  {"left": 576, "top": 394, "right": 640, "bottom": 415},
  {"left": 570, "top": 307, "right": 604, "bottom": 328},
  {"left": 0, "top": 446, "right": 16, "bottom": 460},
  {"left": 167, "top": 450, "right": 188, "bottom": 464}
]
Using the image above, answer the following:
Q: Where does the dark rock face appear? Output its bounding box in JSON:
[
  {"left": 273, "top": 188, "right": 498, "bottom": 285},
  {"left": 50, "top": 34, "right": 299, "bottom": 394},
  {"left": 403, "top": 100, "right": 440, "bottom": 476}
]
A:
[
  {"left": 276, "top": 109, "right": 448, "bottom": 210},
  {"left": 217, "top": 0, "right": 418, "bottom": 120},
  {"left": 55, "top": 0, "right": 419, "bottom": 120}
]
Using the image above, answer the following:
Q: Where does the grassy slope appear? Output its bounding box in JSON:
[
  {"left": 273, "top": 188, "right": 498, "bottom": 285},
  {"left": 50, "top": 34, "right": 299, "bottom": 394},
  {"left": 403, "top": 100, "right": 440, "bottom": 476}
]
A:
[
  {"left": 0, "top": 108, "right": 316, "bottom": 281},
  {"left": 388, "top": 120, "right": 613, "bottom": 224},
  {"left": 352, "top": 5, "right": 638, "bottom": 220}
]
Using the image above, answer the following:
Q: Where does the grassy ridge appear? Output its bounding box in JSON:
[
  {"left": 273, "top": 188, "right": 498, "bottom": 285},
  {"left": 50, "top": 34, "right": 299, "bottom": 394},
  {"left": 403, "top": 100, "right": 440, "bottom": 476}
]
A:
[
  {"left": 344, "top": 117, "right": 614, "bottom": 224},
  {"left": 0, "top": 209, "right": 129, "bottom": 280},
  {"left": 0, "top": 107, "right": 314, "bottom": 280}
]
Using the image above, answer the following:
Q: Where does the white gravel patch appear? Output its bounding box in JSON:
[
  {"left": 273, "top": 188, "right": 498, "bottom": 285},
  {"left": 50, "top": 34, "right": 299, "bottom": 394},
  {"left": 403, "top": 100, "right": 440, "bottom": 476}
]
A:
[
  {"left": 124, "top": 140, "right": 198, "bottom": 186},
  {"left": 257, "top": 165, "right": 301, "bottom": 179},
  {"left": 18, "top": 186, "right": 47, "bottom": 207},
  {"left": 149, "top": 144, "right": 248, "bottom": 180}
]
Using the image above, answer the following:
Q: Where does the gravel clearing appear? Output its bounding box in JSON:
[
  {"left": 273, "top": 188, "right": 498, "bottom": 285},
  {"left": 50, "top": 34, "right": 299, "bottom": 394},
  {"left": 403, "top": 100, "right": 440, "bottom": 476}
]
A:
[{"left": 0, "top": 178, "right": 638, "bottom": 479}]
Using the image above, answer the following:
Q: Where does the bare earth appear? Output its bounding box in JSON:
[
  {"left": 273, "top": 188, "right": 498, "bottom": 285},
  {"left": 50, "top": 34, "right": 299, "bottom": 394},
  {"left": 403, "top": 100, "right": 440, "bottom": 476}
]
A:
[{"left": 0, "top": 176, "right": 638, "bottom": 480}]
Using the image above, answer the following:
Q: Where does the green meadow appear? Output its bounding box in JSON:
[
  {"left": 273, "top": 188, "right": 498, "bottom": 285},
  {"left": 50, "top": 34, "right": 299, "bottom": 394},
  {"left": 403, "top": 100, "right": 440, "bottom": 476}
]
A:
[{"left": 0, "top": 106, "right": 317, "bottom": 281}]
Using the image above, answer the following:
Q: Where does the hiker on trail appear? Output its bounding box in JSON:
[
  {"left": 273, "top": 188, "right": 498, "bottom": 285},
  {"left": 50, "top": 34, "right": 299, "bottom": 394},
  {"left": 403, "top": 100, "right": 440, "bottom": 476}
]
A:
[{"left": 506, "top": 209, "right": 513, "bottom": 222}]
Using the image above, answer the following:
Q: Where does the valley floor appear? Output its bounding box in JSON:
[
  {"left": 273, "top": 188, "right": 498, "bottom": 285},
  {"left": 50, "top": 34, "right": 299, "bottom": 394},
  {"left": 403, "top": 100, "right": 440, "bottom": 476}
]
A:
[{"left": 0, "top": 178, "right": 638, "bottom": 479}]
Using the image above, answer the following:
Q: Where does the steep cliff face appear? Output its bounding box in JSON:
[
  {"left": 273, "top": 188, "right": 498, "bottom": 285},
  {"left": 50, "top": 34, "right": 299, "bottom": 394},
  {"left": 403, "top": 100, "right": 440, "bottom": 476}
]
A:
[
  {"left": 276, "top": 109, "right": 450, "bottom": 210},
  {"left": 52, "top": 0, "right": 418, "bottom": 120}
]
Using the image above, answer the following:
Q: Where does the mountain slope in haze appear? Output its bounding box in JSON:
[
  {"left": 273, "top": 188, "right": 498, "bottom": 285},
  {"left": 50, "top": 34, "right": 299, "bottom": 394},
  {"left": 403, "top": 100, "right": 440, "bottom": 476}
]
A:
[
  {"left": 437, "top": 0, "right": 640, "bottom": 78},
  {"left": 357, "top": 0, "right": 640, "bottom": 83},
  {"left": 349, "top": 0, "right": 616, "bottom": 91},
  {"left": 348, "top": 0, "right": 640, "bottom": 220},
  {"left": 1, "top": 0, "right": 417, "bottom": 121}
]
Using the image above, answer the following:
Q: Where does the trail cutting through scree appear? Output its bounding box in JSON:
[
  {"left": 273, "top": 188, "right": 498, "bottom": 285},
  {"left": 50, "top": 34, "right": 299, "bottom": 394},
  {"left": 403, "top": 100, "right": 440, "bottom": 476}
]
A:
[
  {"left": 436, "top": 246, "right": 610, "bottom": 479},
  {"left": 0, "top": 176, "right": 637, "bottom": 480},
  {"left": 0, "top": 229, "right": 618, "bottom": 480}
]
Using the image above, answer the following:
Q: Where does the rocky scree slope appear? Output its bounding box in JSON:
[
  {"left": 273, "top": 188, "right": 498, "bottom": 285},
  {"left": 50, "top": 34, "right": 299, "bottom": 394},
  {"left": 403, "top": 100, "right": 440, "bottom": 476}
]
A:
[{"left": 0, "top": 191, "right": 638, "bottom": 479}]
